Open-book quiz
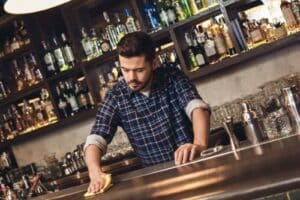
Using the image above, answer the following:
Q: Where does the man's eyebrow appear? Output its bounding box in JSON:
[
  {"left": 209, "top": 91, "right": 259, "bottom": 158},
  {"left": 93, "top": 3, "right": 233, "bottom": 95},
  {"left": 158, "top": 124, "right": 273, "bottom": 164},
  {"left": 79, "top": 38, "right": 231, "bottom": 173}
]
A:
[{"left": 120, "top": 66, "right": 145, "bottom": 70}]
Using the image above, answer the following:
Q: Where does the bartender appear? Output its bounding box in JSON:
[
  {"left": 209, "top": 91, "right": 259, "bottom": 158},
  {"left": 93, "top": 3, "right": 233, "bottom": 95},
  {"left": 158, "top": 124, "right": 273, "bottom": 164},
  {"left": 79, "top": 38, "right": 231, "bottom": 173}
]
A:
[{"left": 84, "top": 31, "right": 210, "bottom": 193}]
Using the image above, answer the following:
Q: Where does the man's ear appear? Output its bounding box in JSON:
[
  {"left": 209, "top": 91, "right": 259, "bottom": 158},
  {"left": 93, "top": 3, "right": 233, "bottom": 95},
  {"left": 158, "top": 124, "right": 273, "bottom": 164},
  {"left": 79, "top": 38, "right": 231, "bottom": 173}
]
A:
[{"left": 152, "top": 57, "right": 160, "bottom": 70}]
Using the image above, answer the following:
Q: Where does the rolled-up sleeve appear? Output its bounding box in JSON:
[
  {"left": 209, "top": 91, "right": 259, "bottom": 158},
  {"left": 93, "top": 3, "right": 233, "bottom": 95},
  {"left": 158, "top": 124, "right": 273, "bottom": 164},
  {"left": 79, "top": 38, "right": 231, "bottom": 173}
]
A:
[{"left": 84, "top": 90, "right": 120, "bottom": 155}]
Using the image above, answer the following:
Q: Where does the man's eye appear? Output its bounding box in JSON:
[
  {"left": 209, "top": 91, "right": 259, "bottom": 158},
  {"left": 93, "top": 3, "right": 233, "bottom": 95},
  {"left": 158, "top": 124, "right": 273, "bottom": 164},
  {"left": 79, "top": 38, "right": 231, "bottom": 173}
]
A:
[{"left": 136, "top": 69, "right": 144, "bottom": 73}]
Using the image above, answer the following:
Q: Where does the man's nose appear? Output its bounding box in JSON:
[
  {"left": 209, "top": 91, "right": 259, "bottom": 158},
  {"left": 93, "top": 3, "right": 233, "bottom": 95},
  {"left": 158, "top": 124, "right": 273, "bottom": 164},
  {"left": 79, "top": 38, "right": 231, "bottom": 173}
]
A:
[{"left": 128, "top": 71, "right": 137, "bottom": 80}]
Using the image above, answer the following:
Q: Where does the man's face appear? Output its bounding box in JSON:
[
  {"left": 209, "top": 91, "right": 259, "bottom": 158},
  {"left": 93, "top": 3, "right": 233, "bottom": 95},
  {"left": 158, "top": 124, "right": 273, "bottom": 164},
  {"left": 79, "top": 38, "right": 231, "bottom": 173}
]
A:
[{"left": 119, "top": 55, "right": 154, "bottom": 92}]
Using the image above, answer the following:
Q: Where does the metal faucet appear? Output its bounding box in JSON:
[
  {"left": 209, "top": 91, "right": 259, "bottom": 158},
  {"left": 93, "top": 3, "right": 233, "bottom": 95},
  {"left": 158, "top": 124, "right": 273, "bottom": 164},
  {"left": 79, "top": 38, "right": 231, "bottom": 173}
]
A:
[{"left": 223, "top": 116, "right": 240, "bottom": 151}]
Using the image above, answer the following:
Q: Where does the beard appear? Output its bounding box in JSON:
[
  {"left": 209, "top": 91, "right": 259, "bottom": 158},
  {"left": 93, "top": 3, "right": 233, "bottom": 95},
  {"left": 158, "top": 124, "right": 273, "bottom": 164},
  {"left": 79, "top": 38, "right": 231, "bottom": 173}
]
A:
[{"left": 127, "top": 73, "right": 153, "bottom": 92}]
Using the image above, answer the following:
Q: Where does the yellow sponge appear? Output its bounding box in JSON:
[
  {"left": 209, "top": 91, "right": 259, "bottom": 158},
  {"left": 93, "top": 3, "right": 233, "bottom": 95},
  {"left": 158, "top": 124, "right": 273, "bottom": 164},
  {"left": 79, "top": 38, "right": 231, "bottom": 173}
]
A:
[{"left": 84, "top": 174, "right": 113, "bottom": 198}]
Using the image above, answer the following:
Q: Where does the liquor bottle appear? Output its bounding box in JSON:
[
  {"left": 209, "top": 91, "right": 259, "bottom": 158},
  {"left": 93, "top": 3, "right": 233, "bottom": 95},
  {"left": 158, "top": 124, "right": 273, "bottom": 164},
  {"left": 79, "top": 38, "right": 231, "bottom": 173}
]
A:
[
  {"left": 75, "top": 82, "right": 89, "bottom": 111},
  {"left": 41, "top": 41, "right": 58, "bottom": 77},
  {"left": 107, "top": 72, "right": 118, "bottom": 89},
  {"left": 56, "top": 85, "right": 71, "bottom": 118},
  {"left": 103, "top": 11, "right": 118, "bottom": 50},
  {"left": 4, "top": 39, "right": 12, "bottom": 55},
  {"left": 219, "top": 17, "right": 236, "bottom": 55},
  {"left": 210, "top": 18, "right": 227, "bottom": 57},
  {"left": 2, "top": 114, "right": 15, "bottom": 140},
  {"left": 188, "top": 0, "right": 200, "bottom": 15},
  {"left": 23, "top": 56, "right": 36, "bottom": 87},
  {"left": 61, "top": 33, "right": 75, "bottom": 68},
  {"left": 10, "top": 37, "right": 20, "bottom": 52},
  {"left": 2, "top": 114, "right": 13, "bottom": 140},
  {"left": 195, "top": 0, "right": 203, "bottom": 10},
  {"left": 98, "top": 74, "right": 109, "bottom": 103},
  {"left": 80, "top": 27, "right": 94, "bottom": 59},
  {"left": 201, "top": 0, "right": 209, "bottom": 8},
  {"left": 21, "top": 99, "right": 35, "bottom": 130},
  {"left": 291, "top": 0, "right": 300, "bottom": 23},
  {"left": 184, "top": 32, "right": 199, "bottom": 71},
  {"left": 111, "top": 61, "right": 122, "bottom": 81},
  {"left": 90, "top": 28, "right": 103, "bottom": 57},
  {"left": 28, "top": 53, "right": 43, "bottom": 83},
  {"left": 193, "top": 26, "right": 206, "bottom": 45},
  {"left": 142, "top": 0, "right": 162, "bottom": 31},
  {"left": 19, "top": 20, "right": 31, "bottom": 45},
  {"left": 281, "top": 0, "right": 298, "bottom": 30},
  {"left": 64, "top": 80, "right": 80, "bottom": 114},
  {"left": 6, "top": 108, "right": 19, "bottom": 137},
  {"left": 191, "top": 33, "right": 208, "bottom": 67},
  {"left": 100, "top": 31, "right": 112, "bottom": 53},
  {"left": 156, "top": 0, "right": 170, "bottom": 27},
  {"left": 10, "top": 105, "right": 26, "bottom": 132},
  {"left": 31, "top": 99, "right": 47, "bottom": 126},
  {"left": 165, "top": 0, "right": 177, "bottom": 25},
  {"left": 124, "top": 8, "right": 138, "bottom": 33},
  {"left": 13, "top": 20, "right": 24, "bottom": 47},
  {"left": 40, "top": 88, "right": 57, "bottom": 120},
  {"left": 12, "top": 59, "right": 26, "bottom": 91},
  {"left": 248, "top": 20, "right": 265, "bottom": 44},
  {"left": 0, "top": 81, "right": 8, "bottom": 99},
  {"left": 114, "top": 12, "right": 128, "bottom": 41},
  {"left": 180, "top": 0, "right": 192, "bottom": 17},
  {"left": 172, "top": 0, "right": 187, "bottom": 21},
  {"left": 52, "top": 37, "right": 70, "bottom": 72},
  {"left": 202, "top": 27, "right": 218, "bottom": 63}
]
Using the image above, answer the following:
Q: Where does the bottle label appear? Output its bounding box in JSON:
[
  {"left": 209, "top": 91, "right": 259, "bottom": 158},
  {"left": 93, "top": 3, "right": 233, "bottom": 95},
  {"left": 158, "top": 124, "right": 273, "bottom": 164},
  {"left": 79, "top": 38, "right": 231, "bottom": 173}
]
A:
[
  {"left": 58, "top": 100, "right": 67, "bottom": 110},
  {"left": 282, "top": 7, "right": 298, "bottom": 27},
  {"left": 223, "top": 32, "right": 234, "bottom": 49},
  {"left": 167, "top": 9, "right": 176, "bottom": 23},
  {"left": 81, "top": 40, "right": 93, "bottom": 56},
  {"left": 250, "top": 29, "right": 264, "bottom": 43},
  {"left": 204, "top": 40, "right": 217, "bottom": 57},
  {"left": 64, "top": 46, "right": 75, "bottom": 63},
  {"left": 67, "top": 96, "right": 79, "bottom": 112},
  {"left": 159, "top": 10, "right": 169, "bottom": 27},
  {"left": 78, "top": 94, "right": 88, "bottom": 107},
  {"left": 195, "top": 53, "right": 205, "bottom": 66},
  {"left": 214, "top": 36, "right": 227, "bottom": 55},
  {"left": 126, "top": 18, "right": 138, "bottom": 32},
  {"left": 54, "top": 48, "right": 66, "bottom": 67}
]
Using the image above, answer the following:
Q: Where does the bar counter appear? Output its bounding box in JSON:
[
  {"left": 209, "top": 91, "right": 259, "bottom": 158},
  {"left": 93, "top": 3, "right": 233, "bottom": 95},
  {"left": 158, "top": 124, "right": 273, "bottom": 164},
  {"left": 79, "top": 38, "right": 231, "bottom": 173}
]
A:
[{"left": 34, "top": 133, "right": 300, "bottom": 200}]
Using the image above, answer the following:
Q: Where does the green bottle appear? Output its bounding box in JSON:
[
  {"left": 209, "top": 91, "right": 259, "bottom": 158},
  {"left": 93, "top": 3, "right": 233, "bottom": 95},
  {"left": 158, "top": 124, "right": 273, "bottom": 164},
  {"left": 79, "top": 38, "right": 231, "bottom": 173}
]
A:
[
  {"left": 172, "top": 0, "right": 187, "bottom": 21},
  {"left": 180, "top": 0, "right": 192, "bottom": 17}
]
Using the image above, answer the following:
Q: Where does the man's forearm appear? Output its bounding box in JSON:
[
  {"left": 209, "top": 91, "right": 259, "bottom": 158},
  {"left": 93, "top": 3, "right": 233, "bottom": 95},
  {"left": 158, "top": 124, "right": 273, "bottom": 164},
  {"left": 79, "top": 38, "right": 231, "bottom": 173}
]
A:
[
  {"left": 192, "top": 108, "right": 210, "bottom": 149},
  {"left": 85, "top": 144, "right": 103, "bottom": 171}
]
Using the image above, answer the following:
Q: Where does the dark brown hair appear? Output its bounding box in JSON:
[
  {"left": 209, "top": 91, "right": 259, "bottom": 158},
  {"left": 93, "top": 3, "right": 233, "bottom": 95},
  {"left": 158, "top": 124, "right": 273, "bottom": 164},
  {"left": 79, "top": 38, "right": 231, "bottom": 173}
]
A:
[{"left": 117, "top": 31, "right": 156, "bottom": 62}]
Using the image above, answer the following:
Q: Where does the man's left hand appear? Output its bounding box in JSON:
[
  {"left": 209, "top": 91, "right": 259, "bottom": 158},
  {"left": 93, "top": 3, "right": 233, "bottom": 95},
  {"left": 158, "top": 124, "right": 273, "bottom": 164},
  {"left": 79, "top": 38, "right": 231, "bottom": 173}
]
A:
[{"left": 174, "top": 143, "right": 205, "bottom": 165}]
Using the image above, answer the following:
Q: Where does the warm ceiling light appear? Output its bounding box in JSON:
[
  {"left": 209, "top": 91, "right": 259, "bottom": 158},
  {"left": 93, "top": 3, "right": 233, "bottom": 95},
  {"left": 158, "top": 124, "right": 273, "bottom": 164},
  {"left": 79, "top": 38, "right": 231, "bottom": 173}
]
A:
[{"left": 4, "top": 0, "right": 71, "bottom": 15}]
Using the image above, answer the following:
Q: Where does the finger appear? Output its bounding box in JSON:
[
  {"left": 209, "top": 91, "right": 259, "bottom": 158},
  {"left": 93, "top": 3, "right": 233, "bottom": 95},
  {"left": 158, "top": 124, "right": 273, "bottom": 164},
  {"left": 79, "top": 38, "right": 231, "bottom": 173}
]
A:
[
  {"left": 176, "top": 149, "right": 183, "bottom": 165},
  {"left": 189, "top": 147, "right": 196, "bottom": 161},
  {"left": 88, "top": 184, "right": 92, "bottom": 193},
  {"left": 92, "top": 182, "right": 100, "bottom": 193},
  {"left": 182, "top": 149, "right": 189, "bottom": 164},
  {"left": 100, "top": 176, "right": 105, "bottom": 189}
]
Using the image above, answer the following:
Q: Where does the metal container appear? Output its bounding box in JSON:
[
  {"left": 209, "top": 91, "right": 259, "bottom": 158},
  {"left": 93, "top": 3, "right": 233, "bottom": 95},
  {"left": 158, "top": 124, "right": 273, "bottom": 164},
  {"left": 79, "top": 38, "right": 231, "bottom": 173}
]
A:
[
  {"left": 282, "top": 86, "right": 300, "bottom": 132},
  {"left": 241, "top": 102, "right": 263, "bottom": 144}
]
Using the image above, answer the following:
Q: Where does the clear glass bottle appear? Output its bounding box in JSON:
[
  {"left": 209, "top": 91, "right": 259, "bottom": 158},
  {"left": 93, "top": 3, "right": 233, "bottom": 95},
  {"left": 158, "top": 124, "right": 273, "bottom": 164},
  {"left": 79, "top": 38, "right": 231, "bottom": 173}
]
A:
[
  {"left": 61, "top": 33, "right": 75, "bottom": 68},
  {"left": 184, "top": 32, "right": 199, "bottom": 71},
  {"left": 80, "top": 27, "right": 94, "bottom": 60},
  {"left": 114, "top": 12, "right": 128, "bottom": 41},
  {"left": 90, "top": 28, "right": 103, "bottom": 57},
  {"left": 124, "top": 8, "right": 138, "bottom": 33},
  {"left": 41, "top": 41, "right": 58, "bottom": 77},
  {"left": 52, "top": 37, "right": 70, "bottom": 72},
  {"left": 281, "top": 0, "right": 298, "bottom": 31},
  {"left": 103, "top": 11, "right": 118, "bottom": 50}
]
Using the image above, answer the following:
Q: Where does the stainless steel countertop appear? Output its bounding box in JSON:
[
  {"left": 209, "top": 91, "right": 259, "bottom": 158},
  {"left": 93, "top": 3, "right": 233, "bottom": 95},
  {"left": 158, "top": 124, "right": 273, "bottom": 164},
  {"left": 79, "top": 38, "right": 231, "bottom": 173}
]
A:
[{"left": 34, "top": 133, "right": 300, "bottom": 200}]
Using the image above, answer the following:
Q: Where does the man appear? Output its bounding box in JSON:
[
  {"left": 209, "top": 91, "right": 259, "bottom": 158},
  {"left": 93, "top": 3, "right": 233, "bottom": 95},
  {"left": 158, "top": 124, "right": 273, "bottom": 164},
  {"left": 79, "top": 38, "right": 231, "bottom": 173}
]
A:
[{"left": 84, "top": 31, "right": 210, "bottom": 193}]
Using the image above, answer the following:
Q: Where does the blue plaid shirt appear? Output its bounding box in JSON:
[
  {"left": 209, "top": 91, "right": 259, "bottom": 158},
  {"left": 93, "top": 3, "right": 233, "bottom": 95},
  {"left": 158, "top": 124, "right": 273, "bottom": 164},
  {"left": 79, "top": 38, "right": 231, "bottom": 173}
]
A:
[{"left": 90, "top": 65, "right": 203, "bottom": 166}]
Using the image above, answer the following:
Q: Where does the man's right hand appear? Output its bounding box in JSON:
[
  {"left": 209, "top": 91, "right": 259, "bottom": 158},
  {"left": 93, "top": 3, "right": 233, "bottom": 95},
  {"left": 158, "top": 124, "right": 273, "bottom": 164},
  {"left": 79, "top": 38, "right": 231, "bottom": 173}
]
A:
[{"left": 87, "top": 166, "right": 107, "bottom": 193}]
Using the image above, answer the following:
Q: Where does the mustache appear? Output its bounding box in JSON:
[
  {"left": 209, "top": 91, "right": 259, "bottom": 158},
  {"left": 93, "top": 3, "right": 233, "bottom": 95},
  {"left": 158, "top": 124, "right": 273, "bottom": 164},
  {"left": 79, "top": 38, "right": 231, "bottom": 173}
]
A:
[{"left": 128, "top": 80, "right": 142, "bottom": 85}]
